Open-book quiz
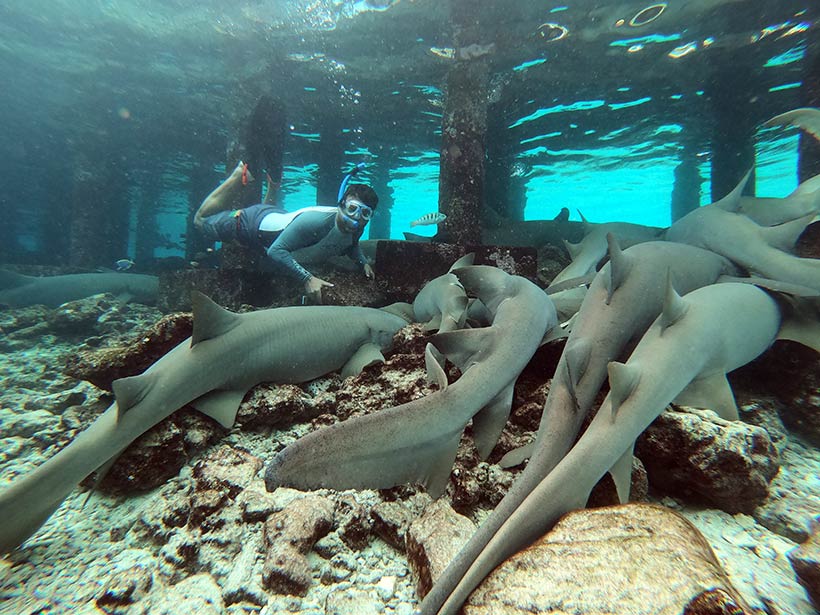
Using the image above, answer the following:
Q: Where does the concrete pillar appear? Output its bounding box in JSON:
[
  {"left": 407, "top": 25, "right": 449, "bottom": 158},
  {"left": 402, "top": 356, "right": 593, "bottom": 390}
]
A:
[
  {"left": 708, "top": 63, "right": 756, "bottom": 201},
  {"left": 670, "top": 149, "right": 702, "bottom": 222},
  {"left": 369, "top": 152, "right": 394, "bottom": 239},
  {"left": 798, "top": 50, "right": 820, "bottom": 183},
  {"left": 134, "top": 163, "right": 162, "bottom": 266},
  {"left": 316, "top": 115, "right": 345, "bottom": 206},
  {"left": 437, "top": 0, "right": 489, "bottom": 245},
  {"left": 68, "top": 150, "right": 129, "bottom": 268}
]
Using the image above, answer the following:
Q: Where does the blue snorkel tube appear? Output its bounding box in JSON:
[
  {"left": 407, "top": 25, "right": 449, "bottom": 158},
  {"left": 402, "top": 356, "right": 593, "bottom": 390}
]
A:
[{"left": 337, "top": 162, "right": 367, "bottom": 228}]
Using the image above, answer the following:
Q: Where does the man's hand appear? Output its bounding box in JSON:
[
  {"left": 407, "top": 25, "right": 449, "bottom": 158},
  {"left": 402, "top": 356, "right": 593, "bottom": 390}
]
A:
[
  {"left": 363, "top": 263, "right": 375, "bottom": 279},
  {"left": 304, "top": 276, "right": 334, "bottom": 304}
]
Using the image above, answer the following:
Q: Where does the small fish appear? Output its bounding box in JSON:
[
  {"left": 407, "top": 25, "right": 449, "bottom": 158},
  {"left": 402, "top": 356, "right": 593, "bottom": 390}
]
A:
[
  {"left": 115, "top": 259, "right": 135, "bottom": 271},
  {"left": 410, "top": 212, "right": 447, "bottom": 227}
]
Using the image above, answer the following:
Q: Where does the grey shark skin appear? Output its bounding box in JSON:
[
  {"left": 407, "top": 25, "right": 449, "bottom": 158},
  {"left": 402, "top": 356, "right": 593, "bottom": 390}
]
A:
[
  {"left": 418, "top": 239, "right": 737, "bottom": 615},
  {"left": 412, "top": 253, "right": 473, "bottom": 333},
  {"left": 666, "top": 191, "right": 820, "bottom": 291},
  {"left": 0, "top": 293, "right": 408, "bottom": 554},
  {"left": 739, "top": 173, "right": 820, "bottom": 226},
  {"left": 0, "top": 270, "right": 159, "bottom": 308},
  {"left": 265, "top": 266, "right": 557, "bottom": 496},
  {"left": 548, "top": 217, "right": 662, "bottom": 288},
  {"left": 422, "top": 281, "right": 811, "bottom": 615}
]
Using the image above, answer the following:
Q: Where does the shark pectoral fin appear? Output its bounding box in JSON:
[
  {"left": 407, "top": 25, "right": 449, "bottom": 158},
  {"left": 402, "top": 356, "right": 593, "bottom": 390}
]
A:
[
  {"left": 190, "top": 291, "right": 241, "bottom": 346},
  {"left": 425, "top": 343, "right": 449, "bottom": 388},
  {"left": 498, "top": 442, "right": 534, "bottom": 468},
  {"left": 341, "top": 342, "right": 385, "bottom": 379},
  {"left": 115, "top": 292, "right": 134, "bottom": 304},
  {"left": 608, "top": 443, "right": 635, "bottom": 504},
  {"left": 542, "top": 322, "right": 569, "bottom": 344},
  {"left": 422, "top": 314, "right": 442, "bottom": 332},
  {"left": 465, "top": 298, "right": 493, "bottom": 327},
  {"left": 424, "top": 432, "right": 463, "bottom": 498},
  {"left": 431, "top": 328, "right": 494, "bottom": 372},
  {"left": 673, "top": 374, "right": 738, "bottom": 420},
  {"left": 471, "top": 383, "right": 515, "bottom": 459},
  {"left": 191, "top": 389, "right": 247, "bottom": 428}
]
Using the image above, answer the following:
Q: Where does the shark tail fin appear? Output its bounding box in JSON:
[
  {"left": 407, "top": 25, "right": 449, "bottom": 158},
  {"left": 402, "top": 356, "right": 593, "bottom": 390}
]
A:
[
  {"left": 607, "top": 361, "right": 640, "bottom": 419},
  {"left": 759, "top": 213, "right": 816, "bottom": 252},
  {"left": 450, "top": 265, "right": 511, "bottom": 316},
  {"left": 605, "top": 233, "right": 632, "bottom": 305},
  {"left": 0, "top": 269, "right": 32, "bottom": 290},
  {"left": 764, "top": 107, "right": 820, "bottom": 142},
  {"left": 190, "top": 291, "right": 241, "bottom": 346},
  {"left": 713, "top": 169, "right": 752, "bottom": 212},
  {"left": 660, "top": 270, "right": 687, "bottom": 333}
]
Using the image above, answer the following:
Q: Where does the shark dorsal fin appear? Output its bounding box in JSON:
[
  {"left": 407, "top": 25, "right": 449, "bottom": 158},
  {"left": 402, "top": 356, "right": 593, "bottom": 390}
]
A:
[
  {"left": 660, "top": 271, "right": 687, "bottom": 332},
  {"left": 190, "top": 291, "right": 241, "bottom": 346},
  {"left": 112, "top": 374, "right": 151, "bottom": 417},
  {"left": 564, "top": 338, "right": 591, "bottom": 387},
  {"left": 448, "top": 252, "right": 475, "bottom": 272},
  {"left": 577, "top": 209, "right": 590, "bottom": 227},
  {"left": 431, "top": 328, "right": 493, "bottom": 372},
  {"left": 605, "top": 233, "right": 631, "bottom": 305},
  {"left": 607, "top": 361, "right": 640, "bottom": 419},
  {"left": 760, "top": 213, "right": 816, "bottom": 252},
  {"left": 424, "top": 343, "right": 449, "bottom": 390},
  {"left": 713, "top": 169, "right": 751, "bottom": 212},
  {"left": 563, "top": 239, "right": 582, "bottom": 261}
]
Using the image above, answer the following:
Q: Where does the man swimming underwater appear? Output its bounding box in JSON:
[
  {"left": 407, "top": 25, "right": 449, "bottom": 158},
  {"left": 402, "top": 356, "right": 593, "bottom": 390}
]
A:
[{"left": 194, "top": 162, "right": 377, "bottom": 303}]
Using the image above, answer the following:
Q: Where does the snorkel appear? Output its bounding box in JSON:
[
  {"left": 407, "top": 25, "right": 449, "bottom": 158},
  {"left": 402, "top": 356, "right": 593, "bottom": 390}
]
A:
[{"left": 337, "top": 162, "right": 367, "bottom": 229}]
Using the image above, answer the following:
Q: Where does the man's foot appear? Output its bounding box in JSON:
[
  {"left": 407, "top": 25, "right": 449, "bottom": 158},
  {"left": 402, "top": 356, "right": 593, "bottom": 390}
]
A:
[{"left": 229, "top": 161, "right": 254, "bottom": 185}]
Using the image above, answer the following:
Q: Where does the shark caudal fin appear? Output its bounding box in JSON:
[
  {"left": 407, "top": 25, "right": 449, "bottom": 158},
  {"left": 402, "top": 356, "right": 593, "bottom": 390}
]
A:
[{"left": 764, "top": 107, "right": 820, "bottom": 142}]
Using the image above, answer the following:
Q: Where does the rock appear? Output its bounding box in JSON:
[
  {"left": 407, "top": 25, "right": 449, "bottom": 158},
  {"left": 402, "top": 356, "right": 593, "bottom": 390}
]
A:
[
  {"left": 335, "top": 494, "right": 374, "bottom": 550},
  {"left": 636, "top": 407, "right": 779, "bottom": 513},
  {"left": 324, "top": 587, "right": 383, "bottom": 615},
  {"left": 788, "top": 524, "right": 820, "bottom": 610},
  {"left": 406, "top": 498, "right": 476, "bottom": 598},
  {"left": 262, "top": 494, "right": 335, "bottom": 594},
  {"left": 371, "top": 501, "right": 416, "bottom": 550},
  {"left": 221, "top": 533, "right": 268, "bottom": 607},
  {"left": 95, "top": 549, "right": 157, "bottom": 614},
  {"left": 237, "top": 384, "right": 319, "bottom": 430},
  {"left": 95, "top": 410, "right": 222, "bottom": 493},
  {"left": 464, "top": 504, "right": 750, "bottom": 615},
  {"left": 146, "top": 572, "right": 225, "bottom": 615},
  {"left": 64, "top": 312, "right": 193, "bottom": 391}
]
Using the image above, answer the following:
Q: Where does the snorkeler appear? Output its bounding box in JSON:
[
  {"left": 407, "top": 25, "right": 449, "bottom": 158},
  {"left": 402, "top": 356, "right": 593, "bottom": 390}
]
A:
[{"left": 193, "top": 162, "right": 377, "bottom": 303}]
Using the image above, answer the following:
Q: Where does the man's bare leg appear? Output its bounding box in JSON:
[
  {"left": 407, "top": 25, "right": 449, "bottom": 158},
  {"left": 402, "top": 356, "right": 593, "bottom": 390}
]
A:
[{"left": 193, "top": 161, "right": 254, "bottom": 229}]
